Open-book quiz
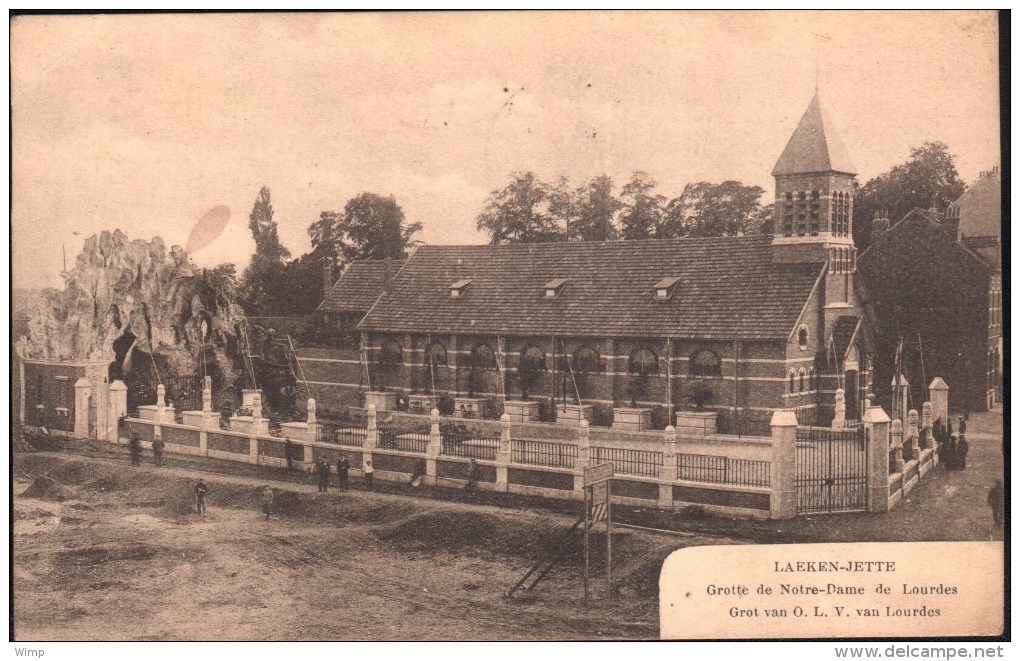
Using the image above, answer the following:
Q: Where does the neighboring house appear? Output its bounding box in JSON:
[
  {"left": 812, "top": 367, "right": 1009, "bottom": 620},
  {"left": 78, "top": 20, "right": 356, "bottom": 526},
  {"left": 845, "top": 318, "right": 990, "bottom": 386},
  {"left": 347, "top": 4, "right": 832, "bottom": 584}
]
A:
[
  {"left": 294, "top": 259, "right": 405, "bottom": 413},
  {"left": 339, "top": 93, "right": 875, "bottom": 434},
  {"left": 318, "top": 259, "right": 405, "bottom": 347},
  {"left": 858, "top": 169, "right": 1003, "bottom": 413}
]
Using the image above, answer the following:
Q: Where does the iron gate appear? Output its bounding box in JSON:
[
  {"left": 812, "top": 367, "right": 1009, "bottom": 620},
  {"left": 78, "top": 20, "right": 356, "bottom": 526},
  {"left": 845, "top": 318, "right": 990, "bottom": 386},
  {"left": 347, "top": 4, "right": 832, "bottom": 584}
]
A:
[
  {"left": 165, "top": 375, "right": 204, "bottom": 413},
  {"left": 795, "top": 425, "right": 868, "bottom": 513}
]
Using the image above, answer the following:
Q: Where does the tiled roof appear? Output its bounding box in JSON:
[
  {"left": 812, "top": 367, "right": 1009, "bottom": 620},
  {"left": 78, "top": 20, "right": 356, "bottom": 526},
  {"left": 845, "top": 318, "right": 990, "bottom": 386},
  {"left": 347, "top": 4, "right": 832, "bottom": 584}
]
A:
[
  {"left": 358, "top": 236, "right": 825, "bottom": 340},
  {"left": 829, "top": 315, "right": 861, "bottom": 363},
  {"left": 319, "top": 259, "right": 405, "bottom": 313},
  {"left": 772, "top": 93, "right": 857, "bottom": 176}
]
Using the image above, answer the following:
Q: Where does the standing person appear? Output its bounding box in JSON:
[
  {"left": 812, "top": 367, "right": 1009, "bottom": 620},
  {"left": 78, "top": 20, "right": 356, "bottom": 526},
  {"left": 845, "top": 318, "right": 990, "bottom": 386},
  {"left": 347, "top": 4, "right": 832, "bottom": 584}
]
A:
[
  {"left": 285, "top": 439, "right": 295, "bottom": 470},
  {"left": 338, "top": 455, "right": 351, "bottom": 492},
  {"left": 128, "top": 433, "right": 142, "bottom": 467},
  {"left": 958, "top": 416, "right": 967, "bottom": 443},
  {"left": 152, "top": 435, "right": 165, "bottom": 467},
  {"left": 409, "top": 459, "right": 426, "bottom": 487},
  {"left": 957, "top": 434, "right": 969, "bottom": 470},
  {"left": 260, "top": 485, "right": 274, "bottom": 520},
  {"left": 195, "top": 479, "right": 208, "bottom": 517},
  {"left": 987, "top": 479, "right": 1004, "bottom": 535},
  {"left": 363, "top": 460, "right": 375, "bottom": 488},
  {"left": 317, "top": 459, "right": 331, "bottom": 493},
  {"left": 464, "top": 458, "right": 479, "bottom": 492},
  {"left": 945, "top": 436, "right": 960, "bottom": 471}
]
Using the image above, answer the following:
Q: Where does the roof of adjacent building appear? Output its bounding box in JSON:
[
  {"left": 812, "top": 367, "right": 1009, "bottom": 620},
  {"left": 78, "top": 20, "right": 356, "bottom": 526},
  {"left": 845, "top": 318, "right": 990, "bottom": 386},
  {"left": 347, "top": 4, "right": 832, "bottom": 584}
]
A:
[
  {"left": 859, "top": 208, "right": 996, "bottom": 272},
  {"left": 319, "top": 259, "right": 405, "bottom": 313},
  {"left": 357, "top": 236, "right": 825, "bottom": 340},
  {"left": 949, "top": 168, "right": 1001, "bottom": 238},
  {"left": 772, "top": 92, "right": 857, "bottom": 177}
]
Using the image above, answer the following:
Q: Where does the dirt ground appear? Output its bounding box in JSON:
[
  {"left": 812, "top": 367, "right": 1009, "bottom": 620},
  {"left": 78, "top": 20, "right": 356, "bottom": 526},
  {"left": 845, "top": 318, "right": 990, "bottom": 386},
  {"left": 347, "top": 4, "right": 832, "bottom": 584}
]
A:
[
  {"left": 13, "top": 408, "right": 1002, "bottom": 641},
  {"left": 13, "top": 453, "right": 741, "bottom": 641}
]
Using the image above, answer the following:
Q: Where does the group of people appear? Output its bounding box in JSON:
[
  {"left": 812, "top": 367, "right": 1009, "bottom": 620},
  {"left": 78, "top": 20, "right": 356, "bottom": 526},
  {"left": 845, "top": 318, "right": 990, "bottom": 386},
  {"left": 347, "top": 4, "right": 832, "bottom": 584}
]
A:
[
  {"left": 934, "top": 416, "right": 970, "bottom": 471},
  {"left": 127, "top": 433, "right": 164, "bottom": 467},
  {"left": 313, "top": 455, "right": 357, "bottom": 492}
]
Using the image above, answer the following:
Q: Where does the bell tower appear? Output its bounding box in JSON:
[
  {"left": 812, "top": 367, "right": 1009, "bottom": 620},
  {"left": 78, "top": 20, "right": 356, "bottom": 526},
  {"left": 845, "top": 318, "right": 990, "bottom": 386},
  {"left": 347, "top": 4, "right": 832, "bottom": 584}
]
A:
[{"left": 772, "top": 92, "right": 857, "bottom": 270}]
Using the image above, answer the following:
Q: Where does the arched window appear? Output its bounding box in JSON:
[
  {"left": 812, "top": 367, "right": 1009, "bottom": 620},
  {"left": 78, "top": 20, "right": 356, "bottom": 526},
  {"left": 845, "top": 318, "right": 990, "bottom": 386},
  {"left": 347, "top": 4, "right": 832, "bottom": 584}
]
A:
[
  {"left": 789, "top": 370, "right": 797, "bottom": 393},
  {"left": 469, "top": 343, "right": 497, "bottom": 370},
  {"left": 425, "top": 342, "right": 446, "bottom": 367},
  {"left": 574, "top": 345, "right": 601, "bottom": 374},
  {"left": 799, "top": 368, "right": 807, "bottom": 392},
  {"left": 520, "top": 345, "right": 546, "bottom": 371},
  {"left": 629, "top": 347, "right": 659, "bottom": 376},
  {"left": 797, "top": 326, "right": 809, "bottom": 350},
  {"left": 689, "top": 349, "right": 721, "bottom": 378},
  {"left": 809, "top": 367, "right": 816, "bottom": 391},
  {"left": 380, "top": 341, "right": 403, "bottom": 366}
]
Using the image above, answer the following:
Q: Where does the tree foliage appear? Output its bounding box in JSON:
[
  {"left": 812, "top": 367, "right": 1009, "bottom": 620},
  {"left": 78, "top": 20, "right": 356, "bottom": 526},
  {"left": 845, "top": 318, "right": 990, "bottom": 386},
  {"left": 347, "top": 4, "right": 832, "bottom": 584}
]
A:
[
  {"left": 570, "top": 174, "right": 621, "bottom": 241},
  {"left": 852, "top": 141, "right": 966, "bottom": 249},
  {"left": 476, "top": 172, "right": 564, "bottom": 244},
  {"left": 618, "top": 171, "right": 666, "bottom": 240},
  {"left": 239, "top": 187, "right": 292, "bottom": 316},
  {"left": 661, "top": 181, "right": 769, "bottom": 238},
  {"left": 341, "top": 193, "right": 423, "bottom": 261}
]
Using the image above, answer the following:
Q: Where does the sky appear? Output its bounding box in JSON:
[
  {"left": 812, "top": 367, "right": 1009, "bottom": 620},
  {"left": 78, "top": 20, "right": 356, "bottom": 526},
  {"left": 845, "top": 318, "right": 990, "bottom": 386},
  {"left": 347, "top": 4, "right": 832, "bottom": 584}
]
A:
[{"left": 11, "top": 10, "right": 1001, "bottom": 291}]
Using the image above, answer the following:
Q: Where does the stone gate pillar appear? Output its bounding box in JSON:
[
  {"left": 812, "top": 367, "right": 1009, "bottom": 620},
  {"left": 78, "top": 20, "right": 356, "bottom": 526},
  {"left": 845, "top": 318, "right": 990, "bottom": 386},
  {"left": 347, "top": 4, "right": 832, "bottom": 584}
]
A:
[
  {"left": 929, "top": 378, "right": 949, "bottom": 429},
  {"left": 864, "top": 403, "right": 891, "bottom": 513},
  {"left": 769, "top": 409, "right": 798, "bottom": 520},
  {"left": 109, "top": 380, "right": 128, "bottom": 442},
  {"left": 74, "top": 377, "right": 92, "bottom": 439}
]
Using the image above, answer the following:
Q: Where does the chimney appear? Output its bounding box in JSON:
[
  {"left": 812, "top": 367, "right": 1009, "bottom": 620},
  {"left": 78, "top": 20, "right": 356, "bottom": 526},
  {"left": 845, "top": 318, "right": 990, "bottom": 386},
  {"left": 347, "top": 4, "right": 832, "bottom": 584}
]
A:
[
  {"left": 323, "top": 265, "right": 334, "bottom": 294},
  {"left": 943, "top": 205, "right": 961, "bottom": 241},
  {"left": 871, "top": 211, "right": 890, "bottom": 249}
]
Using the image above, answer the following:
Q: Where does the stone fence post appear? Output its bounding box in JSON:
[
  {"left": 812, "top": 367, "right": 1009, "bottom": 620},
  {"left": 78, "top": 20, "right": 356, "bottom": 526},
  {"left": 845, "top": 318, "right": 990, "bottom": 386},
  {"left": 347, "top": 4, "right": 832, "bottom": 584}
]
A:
[
  {"left": 769, "top": 409, "right": 798, "bottom": 520},
  {"left": 659, "top": 425, "right": 677, "bottom": 508},
  {"left": 864, "top": 403, "right": 891, "bottom": 513},
  {"left": 425, "top": 408, "right": 441, "bottom": 484},
  {"left": 202, "top": 376, "right": 213, "bottom": 412},
  {"left": 495, "top": 414, "right": 511, "bottom": 492},
  {"left": 306, "top": 397, "right": 317, "bottom": 426},
  {"left": 907, "top": 409, "right": 920, "bottom": 459},
  {"left": 921, "top": 401, "right": 933, "bottom": 450},
  {"left": 366, "top": 403, "right": 378, "bottom": 450},
  {"left": 573, "top": 420, "right": 590, "bottom": 492},
  {"left": 890, "top": 419, "right": 904, "bottom": 473}
]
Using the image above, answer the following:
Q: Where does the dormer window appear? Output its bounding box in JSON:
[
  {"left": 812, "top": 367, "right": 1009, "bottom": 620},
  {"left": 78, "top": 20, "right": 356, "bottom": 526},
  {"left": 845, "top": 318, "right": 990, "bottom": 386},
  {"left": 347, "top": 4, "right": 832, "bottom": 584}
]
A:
[
  {"left": 544, "top": 278, "right": 568, "bottom": 298},
  {"left": 654, "top": 276, "right": 681, "bottom": 300},
  {"left": 450, "top": 279, "right": 472, "bottom": 298}
]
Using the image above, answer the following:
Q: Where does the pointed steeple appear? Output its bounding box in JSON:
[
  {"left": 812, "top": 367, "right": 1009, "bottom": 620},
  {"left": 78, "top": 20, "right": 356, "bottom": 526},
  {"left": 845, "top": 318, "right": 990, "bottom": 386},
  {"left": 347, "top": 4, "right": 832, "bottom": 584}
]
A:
[{"left": 772, "top": 93, "right": 857, "bottom": 177}]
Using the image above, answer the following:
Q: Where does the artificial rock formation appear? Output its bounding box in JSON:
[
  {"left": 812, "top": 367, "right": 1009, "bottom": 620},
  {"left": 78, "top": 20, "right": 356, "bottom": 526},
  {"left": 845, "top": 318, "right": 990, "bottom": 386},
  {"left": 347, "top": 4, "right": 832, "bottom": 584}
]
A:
[{"left": 18, "top": 230, "right": 244, "bottom": 386}]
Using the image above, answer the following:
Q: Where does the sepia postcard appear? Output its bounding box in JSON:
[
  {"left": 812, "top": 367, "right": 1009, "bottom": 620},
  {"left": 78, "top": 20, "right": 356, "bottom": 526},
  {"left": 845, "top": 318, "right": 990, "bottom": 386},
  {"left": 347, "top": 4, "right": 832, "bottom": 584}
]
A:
[{"left": 9, "top": 10, "right": 1006, "bottom": 648}]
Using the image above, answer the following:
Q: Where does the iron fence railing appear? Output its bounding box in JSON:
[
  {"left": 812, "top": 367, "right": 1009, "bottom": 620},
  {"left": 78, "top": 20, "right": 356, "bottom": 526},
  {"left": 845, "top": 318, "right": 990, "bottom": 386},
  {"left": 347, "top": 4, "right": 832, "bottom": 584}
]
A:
[
  {"left": 676, "top": 453, "right": 771, "bottom": 487},
  {"left": 591, "top": 446, "right": 663, "bottom": 478},
  {"left": 378, "top": 427, "right": 430, "bottom": 453},
  {"left": 315, "top": 421, "right": 367, "bottom": 447},
  {"left": 511, "top": 439, "right": 576, "bottom": 468}
]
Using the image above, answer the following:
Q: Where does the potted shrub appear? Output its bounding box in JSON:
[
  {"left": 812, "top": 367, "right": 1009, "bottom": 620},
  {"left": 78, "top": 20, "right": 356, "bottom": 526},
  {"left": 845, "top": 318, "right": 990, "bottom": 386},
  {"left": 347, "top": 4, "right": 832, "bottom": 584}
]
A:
[{"left": 676, "top": 380, "right": 718, "bottom": 436}]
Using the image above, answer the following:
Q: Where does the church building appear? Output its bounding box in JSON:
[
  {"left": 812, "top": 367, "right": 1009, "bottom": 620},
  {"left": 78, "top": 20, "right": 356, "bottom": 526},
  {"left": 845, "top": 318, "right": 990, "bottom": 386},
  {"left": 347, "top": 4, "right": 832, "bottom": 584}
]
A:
[{"left": 318, "top": 94, "right": 876, "bottom": 434}]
